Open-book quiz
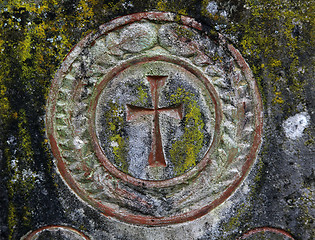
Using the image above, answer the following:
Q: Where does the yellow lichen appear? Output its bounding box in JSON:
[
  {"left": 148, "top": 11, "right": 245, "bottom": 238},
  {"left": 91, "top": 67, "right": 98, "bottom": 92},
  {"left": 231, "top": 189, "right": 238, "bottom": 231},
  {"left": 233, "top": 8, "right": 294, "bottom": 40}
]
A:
[
  {"left": 138, "top": 86, "right": 148, "bottom": 104},
  {"left": 169, "top": 88, "right": 204, "bottom": 175},
  {"left": 110, "top": 134, "right": 129, "bottom": 173},
  {"left": 273, "top": 91, "right": 284, "bottom": 104},
  {"left": 248, "top": 0, "right": 310, "bottom": 106},
  {"left": 105, "top": 101, "right": 129, "bottom": 173},
  {"left": 8, "top": 202, "right": 17, "bottom": 240},
  {"left": 0, "top": 1, "right": 312, "bottom": 238},
  {"left": 0, "top": 83, "right": 11, "bottom": 120},
  {"left": 132, "top": 86, "right": 148, "bottom": 105},
  {"left": 156, "top": 0, "right": 188, "bottom": 16}
]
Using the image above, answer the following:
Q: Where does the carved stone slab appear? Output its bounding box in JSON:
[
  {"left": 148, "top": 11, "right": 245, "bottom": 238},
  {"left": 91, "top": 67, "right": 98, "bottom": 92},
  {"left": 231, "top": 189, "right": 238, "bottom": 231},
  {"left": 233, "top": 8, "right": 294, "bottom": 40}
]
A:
[{"left": 46, "top": 12, "right": 263, "bottom": 225}]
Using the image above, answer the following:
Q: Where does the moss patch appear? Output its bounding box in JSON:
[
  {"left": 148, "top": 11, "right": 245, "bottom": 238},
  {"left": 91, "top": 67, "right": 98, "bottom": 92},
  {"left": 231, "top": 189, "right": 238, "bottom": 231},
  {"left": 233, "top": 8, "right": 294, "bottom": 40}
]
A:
[
  {"left": 221, "top": 0, "right": 312, "bottom": 113},
  {"left": 131, "top": 85, "right": 149, "bottom": 105},
  {"left": 0, "top": 0, "right": 313, "bottom": 238},
  {"left": 104, "top": 100, "right": 129, "bottom": 173},
  {"left": 169, "top": 88, "right": 204, "bottom": 175}
]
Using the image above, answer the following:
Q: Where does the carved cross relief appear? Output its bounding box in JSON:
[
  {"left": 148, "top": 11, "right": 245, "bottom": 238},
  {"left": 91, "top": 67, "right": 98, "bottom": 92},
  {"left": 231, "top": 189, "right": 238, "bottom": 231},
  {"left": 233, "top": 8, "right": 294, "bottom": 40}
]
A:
[
  {"left": 47, "top": 13, "right": 263, "bottom": 225},
  {"left": 126, "top": 76, "right": 183, "bottom": 167}
]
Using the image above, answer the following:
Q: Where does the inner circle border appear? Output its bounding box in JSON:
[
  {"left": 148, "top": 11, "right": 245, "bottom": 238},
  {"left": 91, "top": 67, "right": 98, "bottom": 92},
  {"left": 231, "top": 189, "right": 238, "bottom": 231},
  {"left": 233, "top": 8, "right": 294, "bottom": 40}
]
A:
[
  {"left": 46, "top": 12, "right": 263, "bottom": 226},
  {"left": 89, "top": 55, "right": 222, "bottom": 188}
]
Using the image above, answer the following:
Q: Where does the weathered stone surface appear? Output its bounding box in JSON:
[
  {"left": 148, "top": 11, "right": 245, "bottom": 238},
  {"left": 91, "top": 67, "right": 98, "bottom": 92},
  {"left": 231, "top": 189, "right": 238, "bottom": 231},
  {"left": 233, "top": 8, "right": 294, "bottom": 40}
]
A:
[
  {"left": 0, "top": 1, "right": 313, "bottom": 240},
  {"left": 45, "top": 13, "right": 262, "bottom": 226}
]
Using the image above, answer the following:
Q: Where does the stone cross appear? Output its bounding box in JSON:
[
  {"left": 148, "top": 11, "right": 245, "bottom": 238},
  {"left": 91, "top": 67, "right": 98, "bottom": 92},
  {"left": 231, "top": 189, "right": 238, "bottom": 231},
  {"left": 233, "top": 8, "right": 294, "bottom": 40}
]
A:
[{"left": 126, "top": 76, "right": 183, "bottom": 167}]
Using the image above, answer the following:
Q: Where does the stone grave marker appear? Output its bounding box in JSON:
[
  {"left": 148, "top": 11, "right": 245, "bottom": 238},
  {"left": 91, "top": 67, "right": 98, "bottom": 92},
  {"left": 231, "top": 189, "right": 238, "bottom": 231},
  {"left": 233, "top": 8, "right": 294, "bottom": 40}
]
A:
[
  {"left": 45, "top": 12, "right": 262, "bottom": 226},
  {"left": 0, "top": 2, "right": 313, "bottom": 240}
]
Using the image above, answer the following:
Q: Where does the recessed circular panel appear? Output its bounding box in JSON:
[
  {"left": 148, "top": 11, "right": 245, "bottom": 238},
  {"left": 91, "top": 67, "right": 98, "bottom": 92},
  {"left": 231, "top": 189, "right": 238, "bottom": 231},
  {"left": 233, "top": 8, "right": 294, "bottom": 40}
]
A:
[
  {"left": 46, "top": 12, "right": 263, "bottom": 225},
  {"left": 91, "top": 57, "right": 220, "bottom": 186}
]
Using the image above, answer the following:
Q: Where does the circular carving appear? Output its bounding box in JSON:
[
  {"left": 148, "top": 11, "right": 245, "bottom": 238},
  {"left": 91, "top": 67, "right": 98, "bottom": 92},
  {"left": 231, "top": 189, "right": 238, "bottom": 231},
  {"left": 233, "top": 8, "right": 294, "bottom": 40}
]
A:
[
  {"left": 91, "top": 56, "right": 220, "bottom": 186},
  {"left": 21, "top": 226, "right": 90, "bottom": 240},
  {"left": 46, "top": 12, "right": 263, "bottom": 225},
  {"left": 238, "top": 227, "right": 295, "bottom": 240}
]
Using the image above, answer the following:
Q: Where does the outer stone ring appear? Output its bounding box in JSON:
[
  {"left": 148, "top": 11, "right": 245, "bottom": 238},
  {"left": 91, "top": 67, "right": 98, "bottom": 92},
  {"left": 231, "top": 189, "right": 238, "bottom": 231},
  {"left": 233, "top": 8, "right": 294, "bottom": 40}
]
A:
[{"left": 46, "top": 12, "right": 263, "bottom": 225}]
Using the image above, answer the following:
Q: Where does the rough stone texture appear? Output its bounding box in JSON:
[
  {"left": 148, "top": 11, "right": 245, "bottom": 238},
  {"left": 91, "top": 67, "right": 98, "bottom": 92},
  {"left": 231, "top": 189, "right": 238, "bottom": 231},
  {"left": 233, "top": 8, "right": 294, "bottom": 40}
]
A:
[
  {"left": 0, "top": 1, "right": 314, "bottom": 240},
  {"left": 44, "top": 13, "right": 262, "bottom": 226}
]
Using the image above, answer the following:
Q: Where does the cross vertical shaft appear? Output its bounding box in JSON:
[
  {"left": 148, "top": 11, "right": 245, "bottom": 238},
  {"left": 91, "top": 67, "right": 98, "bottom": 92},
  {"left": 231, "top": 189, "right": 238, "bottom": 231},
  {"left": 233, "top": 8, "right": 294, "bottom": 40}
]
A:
[
  {"left": 126, "top": 76, "right": 183, "bottom": 168},
  {"left": 147, "top": 76, "right": 167, "bottom": 167}
]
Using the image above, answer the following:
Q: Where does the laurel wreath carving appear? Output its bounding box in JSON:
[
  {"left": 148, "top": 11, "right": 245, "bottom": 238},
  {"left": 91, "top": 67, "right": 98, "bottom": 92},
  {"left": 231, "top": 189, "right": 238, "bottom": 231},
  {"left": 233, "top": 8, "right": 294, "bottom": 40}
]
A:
[{"left": 51, "top": 20, "right": 257, "bottom": 216}]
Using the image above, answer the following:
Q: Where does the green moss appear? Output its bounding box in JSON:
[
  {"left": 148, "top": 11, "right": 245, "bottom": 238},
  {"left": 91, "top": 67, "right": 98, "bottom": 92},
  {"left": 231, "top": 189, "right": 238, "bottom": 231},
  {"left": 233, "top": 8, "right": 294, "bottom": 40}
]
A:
[
  {"left": 0, "top": 82, "right": 11, "bottom": 121},
  {"left": 155, "top": 0, "right": 203, "bottom": 22},
  {"left": 297, "top": 191, "right": 315, "bottom": 237},
  {"left": 0, "top": 0, "right": 312, "bottom": 238},
  {"left": 174, "top": 24, "right": 195, "bottom": 39},
  {"left": 219, "top": 157, "right": 266, "bottom": 238},
  {"left": 104, "top": 101, "right": 129, "bottom": 173},
  {"left": 199, "top": 0, "right": 312, "bottom": 110},
  {"left": 169, "top": 88, "right": 204, "bottom": 175},
  {"left": 304, "top": 139, "right": 314, "bottom": 146},
  {"left": 219, "top": 0, "right": 313, "bottom": 111},
  {"left": 224, "top": 203, "right": 247, "bottom": 232},
  {"left": 132, "top": 85, "right": 149, "bottom": 105},
  {"left": 7, "top": 202, "right": 17, "bottom": 240},
  {"left": 79, "top": 224, "right": 87, "bottom": 231},
  {"left": 0, "top": 8, "right": 108, "bottom": 235},
  {"left": 3, "top": 109, "right": 36, "bottom": 239},
  {"left": 137, "top": 86, "right": 148, "bottom": 105},
  {"left": 18, "top": 110, "right": 34, "bottom": 164},
  {"left": 111, "top": 134, "right": 129, "bottom": 172},
  {"left": 304, "top": 127, "right": 315, "bottom": 147},
  {"left": 156, "top": 0, "right": 188, "bottom": 16}
]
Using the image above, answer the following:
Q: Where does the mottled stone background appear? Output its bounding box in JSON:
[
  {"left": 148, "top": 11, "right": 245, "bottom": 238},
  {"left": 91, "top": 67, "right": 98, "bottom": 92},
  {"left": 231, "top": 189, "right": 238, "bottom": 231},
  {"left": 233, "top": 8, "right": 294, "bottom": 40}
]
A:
[{"left": 0, "top": 1, "right": 313, "bottom": 240}]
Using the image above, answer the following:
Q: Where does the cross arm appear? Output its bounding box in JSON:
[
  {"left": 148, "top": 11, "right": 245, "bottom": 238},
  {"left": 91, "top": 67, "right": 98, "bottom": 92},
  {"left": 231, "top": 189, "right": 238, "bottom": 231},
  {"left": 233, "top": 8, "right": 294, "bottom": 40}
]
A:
[{"left": 126, "top": 104, "right": 154, "bottom": 121}]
